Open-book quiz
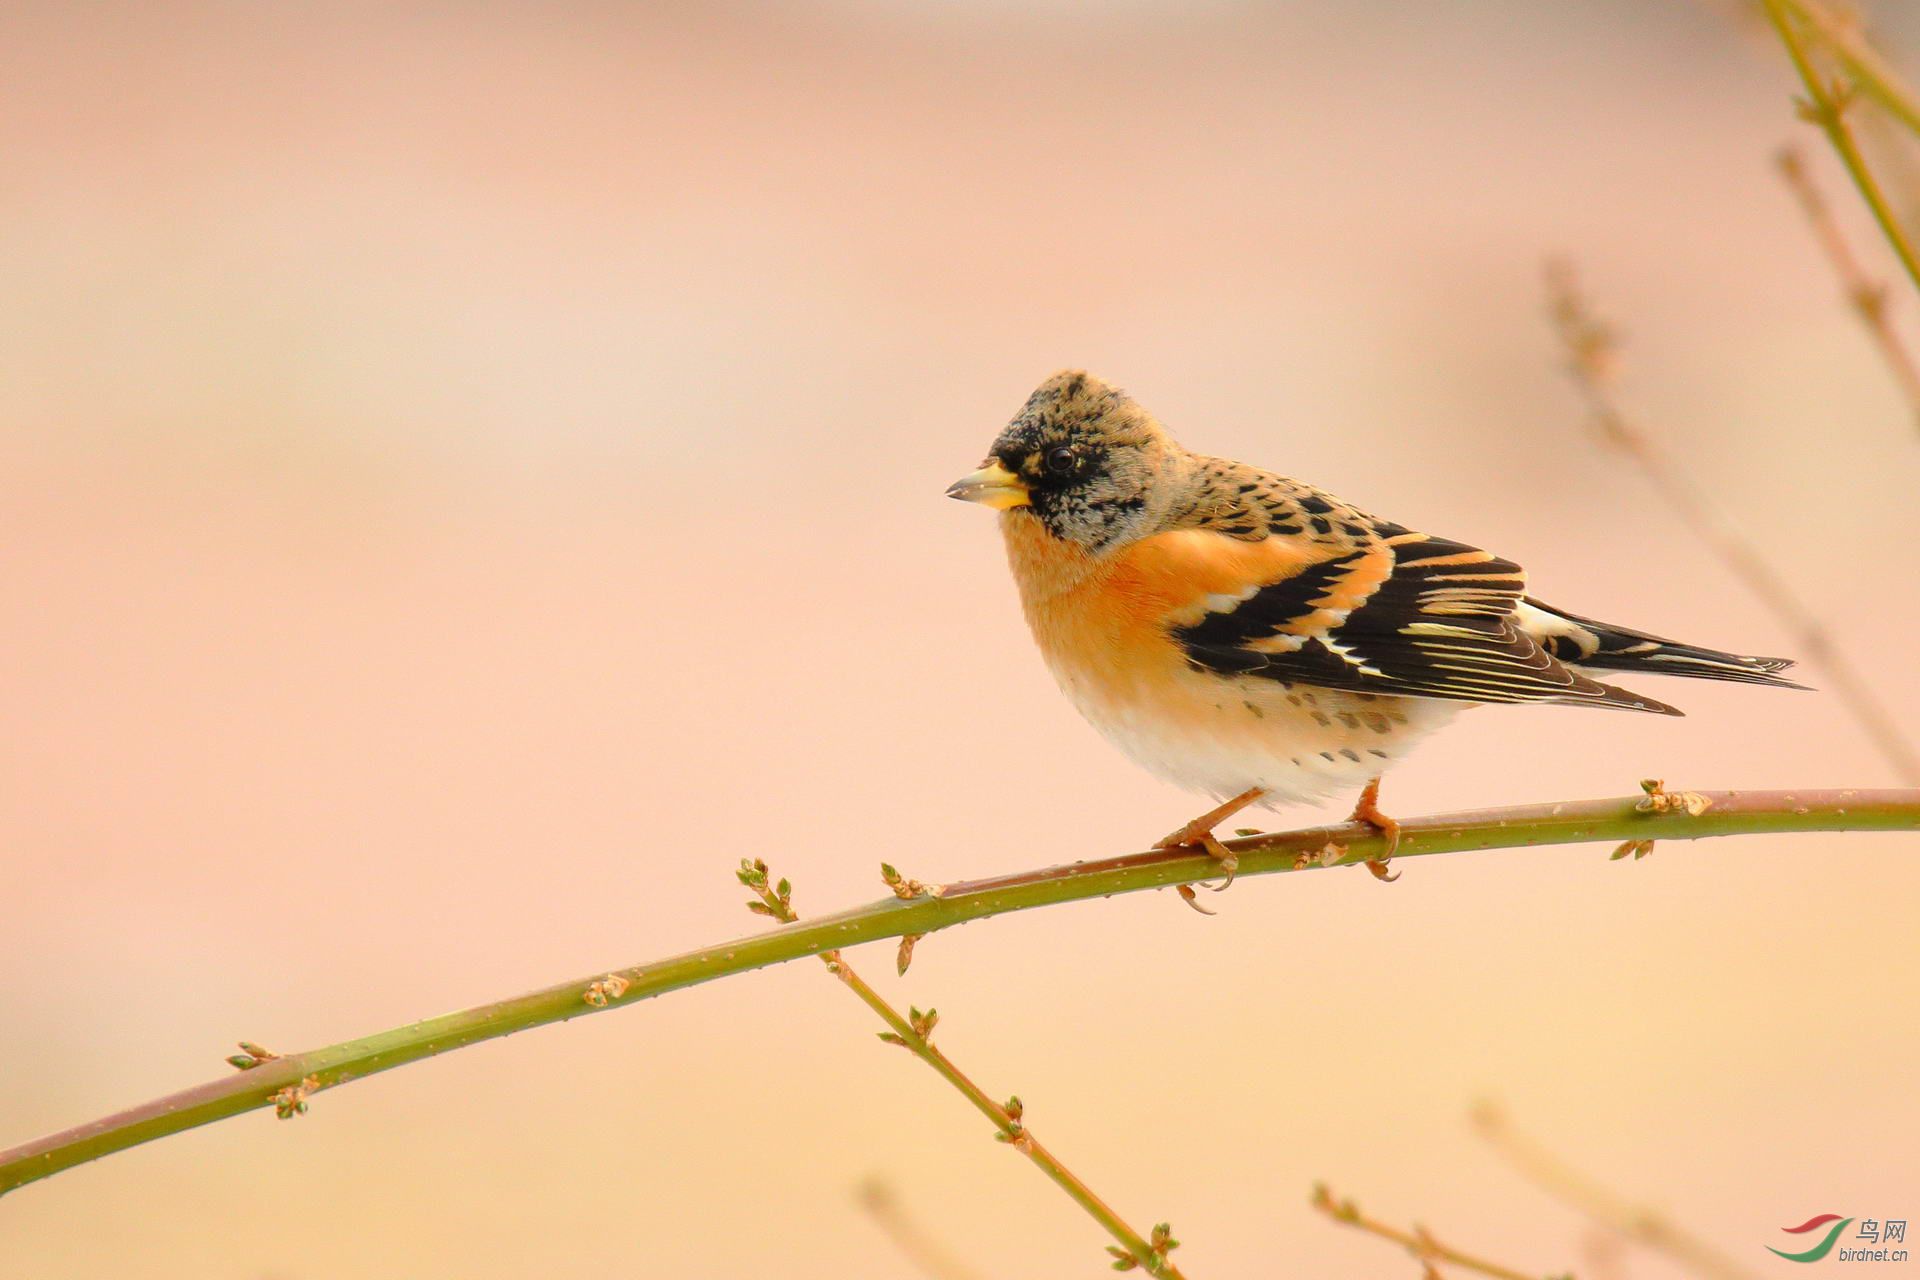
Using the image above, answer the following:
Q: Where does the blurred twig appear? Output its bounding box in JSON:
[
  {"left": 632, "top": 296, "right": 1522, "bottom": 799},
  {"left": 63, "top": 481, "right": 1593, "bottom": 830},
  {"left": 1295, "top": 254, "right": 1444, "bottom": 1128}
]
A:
[
  {"left": 1576, "top": 1228, "right": 1630, "bottom": 1280},
  {"left": 857, "top": 1179, "right": 988, "bottom": 1280},
  {"left": 1471, "top": 1103, "right": 1760, "bottom": 1280},
  {"left": 1774, "top": 0, "right": 1920, "bottom": 138},
  {"left": 739, "top": 860, "right": 1187, "bottom": 1278},
  {"left": 1763, "top": 0, "right": 1920, "bottom": 300},
  {"left": 1544, "top": 261, "right": 1920, "bottom": 785},
  {"left": 1311, "top": 1182, "right": 1566, "bottom": 1280},
  {"left": 4, "top": 788, "right": 1916, "bottom": 1198},
  {"left": 1776, "top": 144, "right": 1920, "bottom": 430}
]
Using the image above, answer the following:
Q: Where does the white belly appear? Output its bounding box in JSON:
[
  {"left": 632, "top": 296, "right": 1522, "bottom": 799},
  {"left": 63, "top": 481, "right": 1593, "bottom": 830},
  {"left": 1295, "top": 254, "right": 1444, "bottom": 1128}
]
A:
[{"left": 1054, "top": 666, "right": 1461, "bottom": 810}]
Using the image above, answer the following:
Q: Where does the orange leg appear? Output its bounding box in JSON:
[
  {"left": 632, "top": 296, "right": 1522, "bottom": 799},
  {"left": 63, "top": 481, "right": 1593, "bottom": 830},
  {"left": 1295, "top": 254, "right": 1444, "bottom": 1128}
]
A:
[
  {"left": 1155, "top": 786, "right": 1266, "bottom": 897},
  {"left": 1155, "top": 786, "right": 1269, "bottom": 851},
  {"left": 1349, "top": 777, "right": 1401, "bottom": 881}
]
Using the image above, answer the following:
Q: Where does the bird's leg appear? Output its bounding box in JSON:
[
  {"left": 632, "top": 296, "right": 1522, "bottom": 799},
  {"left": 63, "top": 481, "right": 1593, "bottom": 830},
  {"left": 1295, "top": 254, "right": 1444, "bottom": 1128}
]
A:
[
  {"left": 1349, "top": 777, "right": 1401, "bottom": 881},
  {"left": 1155, "top": 786, "right": 1266, "bottom": 891},
  {"left": 1156, "top": 786, "right": 1269, "bottom": 851}
]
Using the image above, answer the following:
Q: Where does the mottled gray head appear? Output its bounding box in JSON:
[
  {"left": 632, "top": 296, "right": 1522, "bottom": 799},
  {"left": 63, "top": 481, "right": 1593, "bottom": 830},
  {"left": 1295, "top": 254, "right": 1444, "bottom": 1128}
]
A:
[{"left": 946, "top": 370, "right": 1177, "bottom": 553}]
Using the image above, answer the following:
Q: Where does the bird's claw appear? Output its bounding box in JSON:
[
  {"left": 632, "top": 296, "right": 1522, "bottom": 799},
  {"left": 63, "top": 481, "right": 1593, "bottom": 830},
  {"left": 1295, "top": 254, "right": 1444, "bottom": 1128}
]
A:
[
  {"left": 1349, "top": 779, "right": 1402, "bottom": 881},
  {"left": 1195, "top": 832, "right": 1238, "bottom": 890},
  {"left": 1175, "top": 883, "right": 1216, "bottom": 915},
  {"left": 1156, "top": 830, "right": 1238, "bottom": 892},
  {"left": 1154, "top": 787, "right": 1267, "bottom": 907},
  {"left": 1352, "top": 810, "right": 1401, "bottom": 859},
  {"left": 1153, "top": 823, "right": 1210, "bottom": 852}
]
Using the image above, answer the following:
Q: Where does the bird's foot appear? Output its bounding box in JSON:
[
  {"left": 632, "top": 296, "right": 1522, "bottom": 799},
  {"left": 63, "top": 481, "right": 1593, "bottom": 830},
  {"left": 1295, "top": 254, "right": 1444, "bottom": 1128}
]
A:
[
  {"left": 1349, "top": 778, "right": 1402, "bottom": 882},
  {"left": 1174, "top": 883, "right": 1216, "bottom": 915},
  {"left": 1161, "top": 832, "right": 1238, "bottom": 899},
  {"left": 1154, "top": 786, "right": 1265, "bottom": 896}
]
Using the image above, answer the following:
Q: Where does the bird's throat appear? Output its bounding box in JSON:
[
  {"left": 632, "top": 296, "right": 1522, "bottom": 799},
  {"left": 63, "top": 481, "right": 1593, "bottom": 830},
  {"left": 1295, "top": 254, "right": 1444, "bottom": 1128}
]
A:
[{"left": 997, "top": 510, "right": 1106, "bottom": 606}]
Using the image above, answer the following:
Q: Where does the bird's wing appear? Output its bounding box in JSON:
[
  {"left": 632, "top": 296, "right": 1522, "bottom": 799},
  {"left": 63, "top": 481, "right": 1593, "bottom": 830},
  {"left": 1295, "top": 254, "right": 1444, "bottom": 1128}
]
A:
[{"left": 1154, "top": 524, "right": 1680, "bottom": 714}]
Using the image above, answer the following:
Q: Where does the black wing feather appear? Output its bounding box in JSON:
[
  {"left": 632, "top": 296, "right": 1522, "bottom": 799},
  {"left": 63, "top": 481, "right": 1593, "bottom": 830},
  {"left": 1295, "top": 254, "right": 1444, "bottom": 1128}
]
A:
[
  {"left": 1173, "top": 534, "right": 1682, "bottom": 714},
  {"left": 1524, "top": 598, "right": 1810, "bottom": 690}
]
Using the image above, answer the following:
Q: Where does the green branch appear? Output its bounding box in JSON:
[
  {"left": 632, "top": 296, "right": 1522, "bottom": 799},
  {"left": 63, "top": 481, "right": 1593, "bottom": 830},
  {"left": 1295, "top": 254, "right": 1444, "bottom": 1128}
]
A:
[
  {"left": 1774, "top": 0, "right": 1920, "bottom": 140},
  {"left": 1764, "top": 0, "right": 1920, "bottom": 302},
  {"left": 1313, "top": 1182, "right": 1559, "bottom": 1280},
  {"left": 2, "top": 787, "right": 1914, "bottom": 1199},
  {"left": 739, "top": 859, "right": 1185, "bottom": 1276}
]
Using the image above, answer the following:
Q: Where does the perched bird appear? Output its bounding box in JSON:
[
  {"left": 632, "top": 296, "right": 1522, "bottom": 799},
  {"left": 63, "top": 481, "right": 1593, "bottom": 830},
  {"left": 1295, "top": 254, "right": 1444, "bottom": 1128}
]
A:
[{"left": 946, "top": 371, "right": 1805, "bottom": 877}]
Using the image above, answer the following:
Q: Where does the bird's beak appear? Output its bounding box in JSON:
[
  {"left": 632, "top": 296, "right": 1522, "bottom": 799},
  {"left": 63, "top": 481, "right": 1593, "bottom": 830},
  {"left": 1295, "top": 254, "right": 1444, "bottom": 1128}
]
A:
[{"left": 945, "top": 460, "right": 1030, "bottom": 510}]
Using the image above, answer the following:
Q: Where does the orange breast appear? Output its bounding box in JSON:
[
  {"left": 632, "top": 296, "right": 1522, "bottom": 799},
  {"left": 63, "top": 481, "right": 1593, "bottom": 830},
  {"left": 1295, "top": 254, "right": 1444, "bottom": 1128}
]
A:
[
  {"left": 994, "top": 513, "right": 1449, "bottom": 803},
  {"left": 998, "top": 514, "right": 1359, "bottom": 698}
]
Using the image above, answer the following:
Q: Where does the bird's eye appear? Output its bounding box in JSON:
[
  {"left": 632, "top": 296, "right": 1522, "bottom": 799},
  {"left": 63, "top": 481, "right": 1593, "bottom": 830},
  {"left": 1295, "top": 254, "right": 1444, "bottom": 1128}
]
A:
[{"left": 1045, "top": 446, "right": 1077, "bottom": 475}]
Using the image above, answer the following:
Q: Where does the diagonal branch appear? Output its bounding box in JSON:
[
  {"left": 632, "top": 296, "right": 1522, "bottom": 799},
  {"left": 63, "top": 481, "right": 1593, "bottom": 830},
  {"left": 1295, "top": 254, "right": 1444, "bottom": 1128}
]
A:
[
  {"left": 858, "top": 1178, "right": 990, "bottom": 1280},
  {"left": 1544, "top": 262, "right": 1920, "bottom": 785},
  {"left": 1775, "top": 144, "right": 1920, "bottom": 433},
  {"left": 1471, "top": 1102, "right": 1760, "bottom": 1280},
  {"left": 1762, "top": 0, "right": 1920, "bottom": 301},
  {"left": 2, "top": 788, "right": 1915, "bottom": 1199},
  {"left": 1772, "top": 0, "right": 1920, "bottom": 140},
  {"left": 740, "top": 860, "right": 1186, "bottom": 1277},
  {"left": 1311, "top": 1183, "right": 1564, "bottom": 1280}
]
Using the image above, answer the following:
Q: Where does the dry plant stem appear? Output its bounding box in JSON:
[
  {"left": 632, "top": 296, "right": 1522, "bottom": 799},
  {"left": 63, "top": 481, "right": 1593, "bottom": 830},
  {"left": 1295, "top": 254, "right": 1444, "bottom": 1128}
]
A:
[
  {"left": 1311, "top": 1184, "right": 1549, "bottom": 1280},
  {"left": 858, "top": 1180, "right": 988, "bottom": 1280},
  {"left": 829, "top": 956, "right": 1182, "bottom": 1278},
  {"left": 2, "top": 788, "right": 1914, "bottom": 1199},
  {"left": 1472, "top": 1104, "right": 1760, "bottom": 1280},
  {"left": 1763, "top": 0, "right": 1920, "bottom": 301},
  {"left": 1774, "top": 0, "right": 1920, "bottom": 138},
  {"left": 1776, "top": 145, "right": 1920, "bottom": 429},
  {"left": 1546, "top": 264, "right": 1920, "bottom": 785}
]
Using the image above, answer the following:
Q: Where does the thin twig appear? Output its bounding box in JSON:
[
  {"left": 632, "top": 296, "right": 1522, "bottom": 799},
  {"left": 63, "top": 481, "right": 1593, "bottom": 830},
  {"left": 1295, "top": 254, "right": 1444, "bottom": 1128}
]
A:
[
  {"left": 1471, "top": 1102, "right": 1761, "bottom": 1280},
  {"left": 857, "top": 1179, "right": 989, "bottom": 1280},
  {"left": 2, "top": 788, "right": 1914, "bottom": 1197},
  {"left": 1774, "top": 0, "right": 1920, "bottom": 139},
  {"left": 1310, "top": 1182, "right": 1566, "bottom": 1280},
  {"left": 1763, "top": 0, "right": 1920, "bottom": 301},
  {"left": 1775, "top": 144, "right": 1920, "bottom": 430},
  {"left": 1544, "top": 262, "right": 1920, "bottom": 785},
  {"left": 738, "top": 860, "right": 1186, "bottom": 1278},
  {"left": 1576, "top": 1229, "right": 1630, "bottom": 1280}
]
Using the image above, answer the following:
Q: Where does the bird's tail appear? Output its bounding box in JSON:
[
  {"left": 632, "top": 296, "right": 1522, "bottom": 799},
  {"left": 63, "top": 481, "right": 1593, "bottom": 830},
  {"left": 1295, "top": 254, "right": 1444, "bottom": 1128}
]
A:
[{"left": 1519, "top": 599, "right": 1811, "bottom": 690}]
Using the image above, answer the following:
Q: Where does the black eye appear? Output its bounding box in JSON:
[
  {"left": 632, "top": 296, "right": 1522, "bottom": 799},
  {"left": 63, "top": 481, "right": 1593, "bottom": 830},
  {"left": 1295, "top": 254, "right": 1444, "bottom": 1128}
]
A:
[{"left": 1045, "top": 446, "right": 1077, "bottom": 475}]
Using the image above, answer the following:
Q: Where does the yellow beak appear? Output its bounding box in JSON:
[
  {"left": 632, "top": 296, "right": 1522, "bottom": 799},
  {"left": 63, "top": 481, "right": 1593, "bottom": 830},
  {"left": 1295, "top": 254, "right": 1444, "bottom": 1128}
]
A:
[{"left": 945, "top": 460, "right": 1030, "bottom": 510}]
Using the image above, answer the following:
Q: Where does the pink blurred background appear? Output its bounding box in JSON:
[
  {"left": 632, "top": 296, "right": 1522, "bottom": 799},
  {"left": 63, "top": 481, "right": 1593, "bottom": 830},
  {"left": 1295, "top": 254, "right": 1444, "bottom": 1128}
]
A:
[{"left": 4, "top": 2, "right": 1918, "bottom": 1276}]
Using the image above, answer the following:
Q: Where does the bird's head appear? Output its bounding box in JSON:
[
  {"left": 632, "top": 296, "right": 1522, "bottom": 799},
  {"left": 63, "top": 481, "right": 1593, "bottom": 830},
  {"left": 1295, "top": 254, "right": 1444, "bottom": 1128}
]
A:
[{"left": 946, "top": 370, "right": 1179, "bottom": 553}]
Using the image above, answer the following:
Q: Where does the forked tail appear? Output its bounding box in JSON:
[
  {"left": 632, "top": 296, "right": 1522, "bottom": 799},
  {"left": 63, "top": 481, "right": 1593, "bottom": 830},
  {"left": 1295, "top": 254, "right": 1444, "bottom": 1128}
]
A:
[{"left": 1519, "top": 599, "right": 1809, "bottom": 689}]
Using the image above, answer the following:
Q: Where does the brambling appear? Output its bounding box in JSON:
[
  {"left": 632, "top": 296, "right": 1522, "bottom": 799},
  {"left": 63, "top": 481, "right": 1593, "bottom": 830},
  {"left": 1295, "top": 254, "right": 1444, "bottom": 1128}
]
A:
[{"left": 947, "top": 371, "right": 1805, "bottom": 877}]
